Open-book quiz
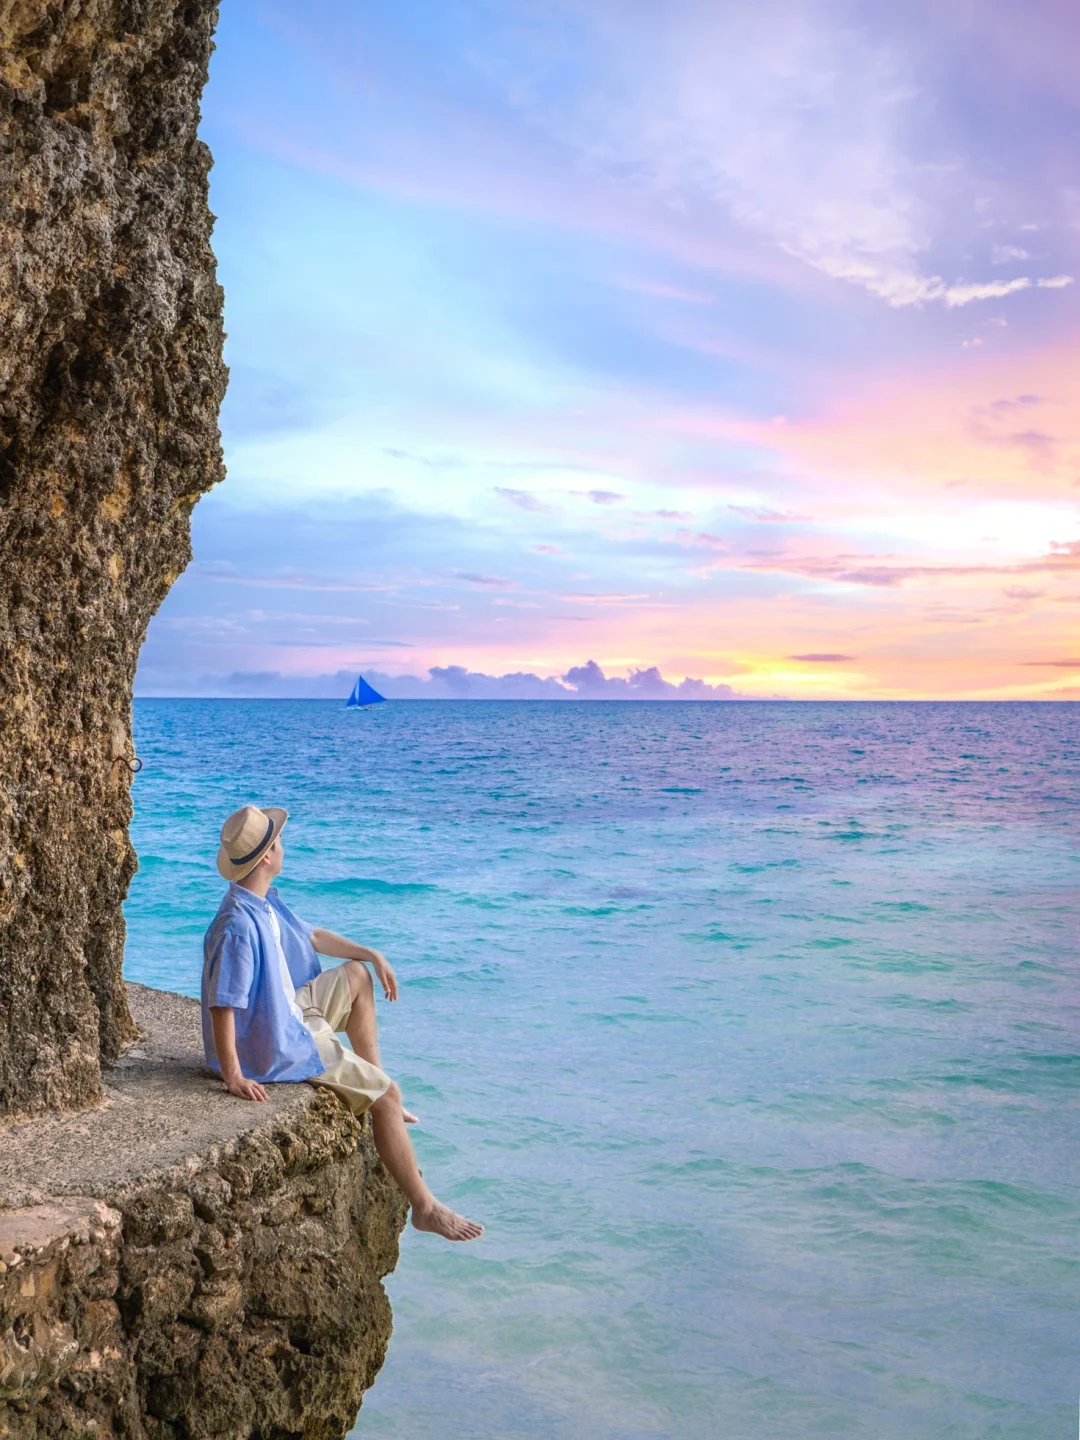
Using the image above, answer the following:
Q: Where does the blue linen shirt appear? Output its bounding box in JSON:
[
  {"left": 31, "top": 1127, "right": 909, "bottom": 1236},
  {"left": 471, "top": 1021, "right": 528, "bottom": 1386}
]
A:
[{"left": 202, "top": 883, "right": 324, "bottom": 1083}]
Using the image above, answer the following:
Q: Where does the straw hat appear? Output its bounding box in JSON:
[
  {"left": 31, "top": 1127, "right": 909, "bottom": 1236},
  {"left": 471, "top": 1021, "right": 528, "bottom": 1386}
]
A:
[{"left": 217, "top": 804, "right": 288, "bottom": 880}]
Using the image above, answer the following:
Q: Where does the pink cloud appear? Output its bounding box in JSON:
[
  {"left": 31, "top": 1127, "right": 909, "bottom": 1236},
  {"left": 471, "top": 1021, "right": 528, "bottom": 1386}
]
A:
[
  {"left": 585, "top": 489, "right": 625, "bottom": 505},
  {"left": 728, "top": 504, "right": 812, "bottom": 523},
  {"left": 722, "top": 337, "right": 1080, "bottom": 500}
]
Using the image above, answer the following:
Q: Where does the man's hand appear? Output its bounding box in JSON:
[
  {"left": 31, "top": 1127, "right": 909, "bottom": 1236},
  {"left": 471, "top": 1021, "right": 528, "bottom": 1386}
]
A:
[
  {"left": 210, "top": 1006, "right": 266, "bottom": 1100},
  {"left": 369, "top": 951, "right": 398, "bottom": 1002},
  {"left": 310, "top": 928, "right": 400, "bottom": 1000},
  {"left": 222, "top": 1070, "right": 268, "bottom": 1102}
]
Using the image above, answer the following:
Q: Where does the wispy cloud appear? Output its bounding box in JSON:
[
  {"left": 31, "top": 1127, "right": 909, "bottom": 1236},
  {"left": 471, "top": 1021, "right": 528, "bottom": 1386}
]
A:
[
  {"left": 940, "top": 275, "right": 1073, "bottom": 306},
  {"left": 453, "top": 571, "right": 515, "bottom": 588},
  {"left": 484, "top": 1, "right": 1076, "bottom": 310},
  {"left": 616, "top": 277, "right": 714, "bottom": 304},
  {"left": 729, "top": 504, "right": 812, "bottom": 523},
  {"left": 673, "top": 530, "right": 728, "bottom": 552},
  {"left": 992, "top": 244, "right": 1032, "bottom": 264},
  {"left": 195, "top": 569, "right": 397, "bottom": 594},
  {"left": 494, "top": 487, "right": 551, "bottom": 512},
  {"left": 986, "top": 395, "right": 1044, "bottom": 413},
  {"left": 735, "top": 535, "right": 1080, "bottom": 588},
  {"left": 967, "top": 394, "right": 1063, "bottom": 471},
  {"left": 558, "top": 592, "right": 654, "bottom": 606}
]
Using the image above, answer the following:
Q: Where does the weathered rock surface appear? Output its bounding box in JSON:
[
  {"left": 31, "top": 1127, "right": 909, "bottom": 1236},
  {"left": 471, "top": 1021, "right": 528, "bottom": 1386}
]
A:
[
  {"left": 0, "top": 0, "right": 227, "bottom": 1116},
  {"left": 0, "top": 985, "right": 409, "bottom": 1438},
  {"left": 0, "top": 9, "right": 408, "bottom": 1432}
]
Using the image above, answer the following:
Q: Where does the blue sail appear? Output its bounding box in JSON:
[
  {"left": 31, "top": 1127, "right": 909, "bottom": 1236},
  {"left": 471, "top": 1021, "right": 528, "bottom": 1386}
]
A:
[{"left": 346, "top": 673, "right": 386, "bottom": 707}]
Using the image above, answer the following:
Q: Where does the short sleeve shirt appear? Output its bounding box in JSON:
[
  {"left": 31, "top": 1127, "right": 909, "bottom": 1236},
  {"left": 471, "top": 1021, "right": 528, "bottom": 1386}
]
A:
[{"left": 201, "top": 883, "right": 323, "bottom": 1083}]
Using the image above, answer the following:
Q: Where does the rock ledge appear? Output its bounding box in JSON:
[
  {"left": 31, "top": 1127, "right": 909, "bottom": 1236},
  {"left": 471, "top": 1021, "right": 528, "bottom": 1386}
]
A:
[{"left": 0, "top": 984, "right": 407, "bottom": 1438}]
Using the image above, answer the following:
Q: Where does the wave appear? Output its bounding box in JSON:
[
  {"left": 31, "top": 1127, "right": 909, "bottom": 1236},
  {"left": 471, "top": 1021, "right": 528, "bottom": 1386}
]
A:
[{"left": 300, "top": 876, "right": 438, "bottom": 897}]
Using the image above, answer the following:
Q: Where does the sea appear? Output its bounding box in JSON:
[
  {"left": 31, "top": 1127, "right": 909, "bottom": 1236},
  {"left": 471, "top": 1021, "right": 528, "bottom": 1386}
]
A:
[{"left": 124, "top": 700, "right": 1080, "bottom": 1439}]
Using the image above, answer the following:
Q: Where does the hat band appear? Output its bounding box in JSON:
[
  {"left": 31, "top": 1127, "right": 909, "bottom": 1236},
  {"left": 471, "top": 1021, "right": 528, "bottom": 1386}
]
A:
[{"left": 230, "top": 815, "right": 275, "bottom": 867}]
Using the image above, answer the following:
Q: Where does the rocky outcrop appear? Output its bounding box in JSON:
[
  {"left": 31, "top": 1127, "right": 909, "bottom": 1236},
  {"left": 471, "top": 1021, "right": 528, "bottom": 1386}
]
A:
[
  {"left": 0, "top": 0, "right": 227, "bottom": 1116},
  {"left": 0, "top": 11, "right": 408, "bottom": 1432},
  {"left": 0, "top": 986, "right": 409, "bottom": 1437}
]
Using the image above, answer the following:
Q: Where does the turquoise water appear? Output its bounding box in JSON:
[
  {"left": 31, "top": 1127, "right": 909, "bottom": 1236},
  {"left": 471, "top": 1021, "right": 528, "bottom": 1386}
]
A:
[{"left": 125, "top": 700, "right": 1080, "bottom": 1438}]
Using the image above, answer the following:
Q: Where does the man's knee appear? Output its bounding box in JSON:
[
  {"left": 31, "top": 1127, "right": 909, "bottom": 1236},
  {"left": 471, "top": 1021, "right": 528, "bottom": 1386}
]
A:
[
  {"left": 345, "top": 960, "right": 373, "bottom": 1002},
  {"left": 374, "top": 1079, "right": 400, "bottom": 1111}
]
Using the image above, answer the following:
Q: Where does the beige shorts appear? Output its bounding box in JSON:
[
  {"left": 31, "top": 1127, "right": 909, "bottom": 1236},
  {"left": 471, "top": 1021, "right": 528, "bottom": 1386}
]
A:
[{"left": 294, "top": 965, "right": 391, "bottom": 1116}]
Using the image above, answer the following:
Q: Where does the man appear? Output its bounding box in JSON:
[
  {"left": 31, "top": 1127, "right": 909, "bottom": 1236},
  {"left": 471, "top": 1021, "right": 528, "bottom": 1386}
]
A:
[{"left": 203, "top": 803, "right": 483, "bottom": 1243}]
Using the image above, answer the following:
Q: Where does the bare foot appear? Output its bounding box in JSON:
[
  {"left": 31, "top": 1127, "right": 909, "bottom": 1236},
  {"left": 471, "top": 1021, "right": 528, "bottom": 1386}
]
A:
[
  {"left": 411, "top": 1201, "right": 484, "bottom": 1242},
  {"left": 403, "top": 1106, "right": 420, "bottom": 1125}
]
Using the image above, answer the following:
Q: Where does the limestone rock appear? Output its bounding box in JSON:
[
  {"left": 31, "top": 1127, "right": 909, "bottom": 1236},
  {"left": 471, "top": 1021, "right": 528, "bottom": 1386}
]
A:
[
  {"left": 0, "top": 986, "right": 409, "bottom": 1437},
  {"left": 0, "top": 0, "right": 228, "bottom": 1116}
]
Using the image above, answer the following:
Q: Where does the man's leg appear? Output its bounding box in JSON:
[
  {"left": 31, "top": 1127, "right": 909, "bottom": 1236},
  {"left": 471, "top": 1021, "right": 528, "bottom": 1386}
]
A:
[
  {"left": 341, "top": 960, "right": 418, "bottom": 1122},
  {"left": 342, "top": 959, "right": 382, "bottom": 1064},
  {"left": 369, "top": 1079, "right": 484, "bottom": 1242}
]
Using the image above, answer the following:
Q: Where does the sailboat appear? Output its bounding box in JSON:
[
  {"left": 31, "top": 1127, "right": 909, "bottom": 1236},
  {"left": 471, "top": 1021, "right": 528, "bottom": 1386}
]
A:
[{"left": 345, "top": 673, "right": 387, "bottom": 710}]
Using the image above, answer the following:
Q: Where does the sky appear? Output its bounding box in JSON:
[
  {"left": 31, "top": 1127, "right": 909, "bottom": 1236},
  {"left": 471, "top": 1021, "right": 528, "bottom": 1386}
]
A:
[{"left": 136, "top": 0, "right": 1080, "bottom": 700}]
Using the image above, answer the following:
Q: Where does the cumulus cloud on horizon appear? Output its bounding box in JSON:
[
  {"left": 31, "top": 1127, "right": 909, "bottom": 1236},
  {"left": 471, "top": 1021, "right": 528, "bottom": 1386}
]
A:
[{"left": 135, "top": 659, "right": 742, "bottom": 701}]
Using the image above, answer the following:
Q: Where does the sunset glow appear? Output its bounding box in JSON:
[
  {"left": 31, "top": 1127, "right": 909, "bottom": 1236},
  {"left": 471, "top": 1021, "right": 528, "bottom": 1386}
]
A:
[{"left": 137, "top": 0, "right": 1080, "bottom": 699}]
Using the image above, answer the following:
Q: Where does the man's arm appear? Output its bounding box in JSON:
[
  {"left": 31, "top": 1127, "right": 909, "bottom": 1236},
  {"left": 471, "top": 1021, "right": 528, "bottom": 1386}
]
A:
[
  {"left": 310, "top": 928, "right": 398, "bottom": 1001},
  {"left": 209, "top": 1006, "right": 268, "bottom": 1101}
]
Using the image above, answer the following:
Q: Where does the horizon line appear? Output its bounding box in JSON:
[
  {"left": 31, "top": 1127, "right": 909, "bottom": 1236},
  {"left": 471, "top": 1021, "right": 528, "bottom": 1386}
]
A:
[{"left": 131, "top": 694, "right": 1078, "bottom": 704}]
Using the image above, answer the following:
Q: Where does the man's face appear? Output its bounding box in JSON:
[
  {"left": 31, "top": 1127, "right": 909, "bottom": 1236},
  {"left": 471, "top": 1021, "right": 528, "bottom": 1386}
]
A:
[{"left": 266, "top": 834, "right": 284, "bottom": 879}]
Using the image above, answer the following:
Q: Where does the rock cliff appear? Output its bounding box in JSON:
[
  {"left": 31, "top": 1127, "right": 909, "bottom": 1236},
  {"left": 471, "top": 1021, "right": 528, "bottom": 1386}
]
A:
[
  {"left": 0, "top": 0, "right": 227, "bottom": 1116},
  {"left": 0, "top": 11, "right": 409, "bottom": 1433},
  {"left": 0, "top": 985, "right": 409, "bottom": 1437}
]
